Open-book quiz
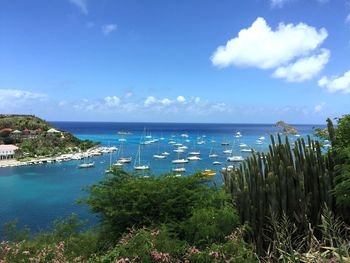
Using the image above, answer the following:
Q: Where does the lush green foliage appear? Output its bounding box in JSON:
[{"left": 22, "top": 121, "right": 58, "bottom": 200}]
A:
[
  {"left": 0, "top": 115, "right": 52, "bottom": 131},
  {"left": 80, "top": 171, "right": 240, "bottom": 248},
  {"left": 91, "top": 226, "right": 257, "bottom": 263},
  {"left": 327, "top": 116, "right": 350, "bottom": 208}
]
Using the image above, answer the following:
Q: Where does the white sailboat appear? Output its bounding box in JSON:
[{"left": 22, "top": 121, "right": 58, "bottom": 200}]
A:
[
  {"left": 153, "top": 140, "right": 167, "bottom": 159},
  {"left": 172, "top": 150, "right": 188, "bottom": 164},
  {"left": 134, "top": 145, "right": 150, "bottom": 170},
  {"left": 117, "top": 141, "right": 132, "bottom": 164},
  {"left": 209, "top": 145, "right": 218, "bottom": 158}
]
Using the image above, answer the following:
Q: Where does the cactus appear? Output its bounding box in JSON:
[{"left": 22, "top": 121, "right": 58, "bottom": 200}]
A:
[{"left": 222, "top": 134, "right": 335, "bottom": 254}]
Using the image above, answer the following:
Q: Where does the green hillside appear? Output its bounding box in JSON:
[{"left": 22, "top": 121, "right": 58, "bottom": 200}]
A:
[{"left": 0, "top": 114, "right": 97, "bottom": 158}]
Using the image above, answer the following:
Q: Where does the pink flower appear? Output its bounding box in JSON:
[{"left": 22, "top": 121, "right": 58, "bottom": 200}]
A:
[
  {"left": 209, "top": 251, "right": 220, "bottom": 259},
  {"left": 150, "top": 250, "right": 170, "bottom": 262},
  {"left": 22, "top": 250, "right": 31, "bottom": 255},
  {"left": 189, "top": 246, "right": 200, "bottom": 255}
]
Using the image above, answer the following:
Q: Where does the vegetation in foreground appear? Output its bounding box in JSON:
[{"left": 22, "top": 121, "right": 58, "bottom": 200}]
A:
[{"left": 1, "top": 115, "right": 350, "bottom": 262}]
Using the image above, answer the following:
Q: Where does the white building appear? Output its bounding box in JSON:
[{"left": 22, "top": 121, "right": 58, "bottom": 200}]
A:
[{"left": 0, "top": 145, "right": 18, "bottom": 160}]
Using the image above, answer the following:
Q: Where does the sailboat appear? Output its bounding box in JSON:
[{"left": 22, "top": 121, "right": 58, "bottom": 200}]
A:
[
  {"left": 116, "top": 141, "right": 132, "bottom": 164},
  {"left": 134, "top": 145, "right": 150, "bottom": 170},
  {"left": 78, "top": 155, "right": 95, "bottom": 168},
  {"left": 105, "top": 147, "right": 114, "bottom": 173},
  {"left": 172, "top": 150, "right": 188, "bottom": 164},
  {"left": 153, "top": 141, "right": 166, "bottom": 159},
  {"left": 209, "top": 145, "right": 218, "bottom": 158}
]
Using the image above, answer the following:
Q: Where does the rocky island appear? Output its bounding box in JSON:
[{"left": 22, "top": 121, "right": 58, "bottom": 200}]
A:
[{"left": 275, "top": 120, "right": 299, "bottom": 134}]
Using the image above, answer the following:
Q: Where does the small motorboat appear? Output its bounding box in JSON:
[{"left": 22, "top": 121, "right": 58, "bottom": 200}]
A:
[
  {"left": 213, "top": 161, "right": 222, "bottom": 165},
  {"left": 188, "top": 156, "right": 201, "bottom": 161},
  {"left": 172, "top": 167, "right": 186, "bottom": 172},
  {"left": 78, "top": 162, "right": 95, "bottom": 168},
  {"left": 172, "top": 159, "right": 189, "bottom": 164},
  {"left": 153, "top": 154, "right": 166, "bottom": 159},
  {"left": 134, "top": 165, "right": 150, "bottom": 170},
  {"left": 227, "top": 156, "right": 244, "bottom": 162}
]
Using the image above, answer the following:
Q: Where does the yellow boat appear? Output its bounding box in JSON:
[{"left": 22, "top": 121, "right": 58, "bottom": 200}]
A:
[{"left": 202, "top": 169, "right": 216, "bottom": 177}]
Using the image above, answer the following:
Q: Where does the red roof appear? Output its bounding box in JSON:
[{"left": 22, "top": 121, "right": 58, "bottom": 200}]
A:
[{"left": 0, "top": 128, "right": 13, "bottom": 133}]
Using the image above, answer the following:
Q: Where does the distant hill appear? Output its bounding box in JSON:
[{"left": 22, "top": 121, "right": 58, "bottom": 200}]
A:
[
  {"left": 0, "top": 114, "right": 54, "bottom": 131},
  {"left": 0, "top": 114, "right": 97, "bottom": 159}
]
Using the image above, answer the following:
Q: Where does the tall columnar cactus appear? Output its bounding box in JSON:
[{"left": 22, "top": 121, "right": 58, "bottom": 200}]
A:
[{"left": 222, "top": 134, "right": 335, "bottom": 253}]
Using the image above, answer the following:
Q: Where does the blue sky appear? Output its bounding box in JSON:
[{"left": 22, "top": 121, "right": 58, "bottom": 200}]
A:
[{"left": 1, "top": 0, "right": 350, "bottom": 123}]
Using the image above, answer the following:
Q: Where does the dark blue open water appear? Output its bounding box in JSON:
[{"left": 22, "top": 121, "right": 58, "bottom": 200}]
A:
[{"left": 0, "top": 122, "right": 323, "bottom": 235}]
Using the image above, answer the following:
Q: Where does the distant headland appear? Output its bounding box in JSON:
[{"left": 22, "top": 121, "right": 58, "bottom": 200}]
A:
[{"left": 0, "top": 114, "right": 103, "bottom": 167}]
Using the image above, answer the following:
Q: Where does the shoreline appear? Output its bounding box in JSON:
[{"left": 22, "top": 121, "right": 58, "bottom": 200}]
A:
[{"left": 0, "top": 146, "right": 117, "bottom": 168}]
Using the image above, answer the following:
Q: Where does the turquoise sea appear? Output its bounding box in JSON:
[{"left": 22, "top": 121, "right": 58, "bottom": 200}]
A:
[{"left": 0, "top": 122, "right": 322, "bottom": 234}]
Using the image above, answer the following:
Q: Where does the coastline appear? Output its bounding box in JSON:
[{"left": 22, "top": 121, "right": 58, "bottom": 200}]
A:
[{"left": 0, "top": 146, "right": 117, "bottom": 168}]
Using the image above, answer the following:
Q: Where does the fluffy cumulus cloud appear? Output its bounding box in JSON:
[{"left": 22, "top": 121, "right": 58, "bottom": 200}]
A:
[
  {"left": 68, "top": 0, "right": 88, "bottom": 15},
  {"left": 0, "top": 89, "right": 47, "bottom": 109},
  {"left": 272, "top": 49, "right": 330, "bottom": 82},
  {"left": 101, "top": 24, "right": 117, "bottom": 35},
  {"left": 144, "top": 96, "right": 157, "bottom": 107},
  {"left": 176, "top": 95, "right": 186, "bottom": 103},
  {"left": 71, "top": 94, "right": 231, "bottom": 116},
  {"left": 211, "top": 17, "right": 329, "bottom": 82},
  {"left": 318, "top": 70, "right": 350, "bottom": 93}
]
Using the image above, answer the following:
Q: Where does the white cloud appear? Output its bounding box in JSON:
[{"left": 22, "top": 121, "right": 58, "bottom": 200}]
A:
[
  {"left": 272, "top": 49, "right": 330, "bottom": 82},
  {"left": 68, "top": 0, "right": 88, "bottom": 15},
  {"left": 0, "top": 89, "right": 47, "bottom": 108},
  {"left": 72, "top": 94, "right": 230, "bottom": 116},
  {"left": 104, "top": 96, "right": 120, "bottom": 107},
  {"left": 101, "top": 24, "right": 117, "bottom": 36},
  {"left": 314, "top": 102, "right": 325, "bottom": 112},
  {"left": 144, "top": 96, "right": 157, "bottom": 107},
  {"left": 318, "top": 70, "right": 350, "bottom": 93},
  {"left": 211, "top": 17, "right": 329, "bottom": 83},
  {"left": 160, "top": 98, "right": 172, "bottom": 106},
  {"left": 270, "top": 0, "right": 291, "bottom": 8},
  {"left": 176, "top": 96, "right": 186, "bottom": 103},
  {"left": 211, "top": 17, "right": 327, "bottom": 70}
]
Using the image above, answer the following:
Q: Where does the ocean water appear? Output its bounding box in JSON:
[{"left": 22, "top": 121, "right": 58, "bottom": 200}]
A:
[{"left": 0, "top": 122, "right": 322, "bottom": 234}]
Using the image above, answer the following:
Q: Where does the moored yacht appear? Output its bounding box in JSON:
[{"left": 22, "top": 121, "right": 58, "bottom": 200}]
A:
[
  {"left": 227, "top": 155, "right": 244, "bottom": 162},
  {"left": 188, "top": 156, "right": 201, "bottom": 161},
  {"left": 172, "top": 158, "right": 189, "bottom": 164}
]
